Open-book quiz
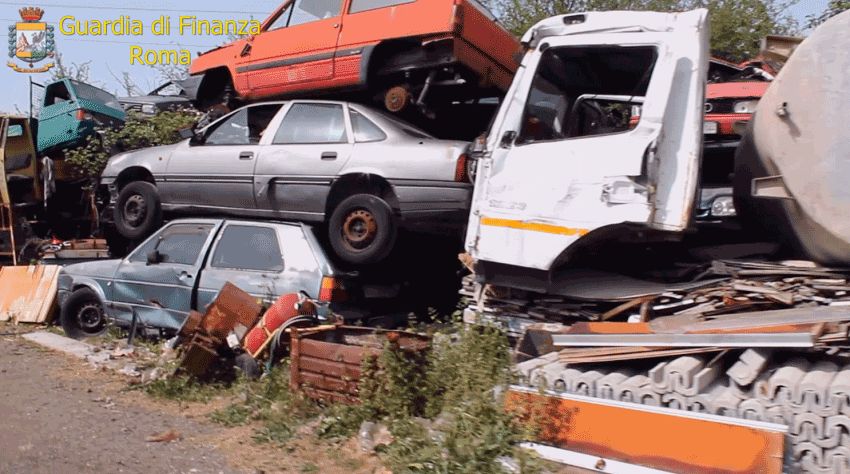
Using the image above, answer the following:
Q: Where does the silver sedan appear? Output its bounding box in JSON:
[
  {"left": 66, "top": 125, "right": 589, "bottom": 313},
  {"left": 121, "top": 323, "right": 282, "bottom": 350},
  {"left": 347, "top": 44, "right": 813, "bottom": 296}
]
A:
[{"left": 100, "top": 101, "right": 472, "bottom": 264}]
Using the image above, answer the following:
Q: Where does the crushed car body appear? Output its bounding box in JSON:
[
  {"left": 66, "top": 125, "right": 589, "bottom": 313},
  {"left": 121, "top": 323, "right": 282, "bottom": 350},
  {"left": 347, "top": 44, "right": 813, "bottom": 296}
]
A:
[{"left": 57, "top": 218, "right": 349, "bottom": 337}]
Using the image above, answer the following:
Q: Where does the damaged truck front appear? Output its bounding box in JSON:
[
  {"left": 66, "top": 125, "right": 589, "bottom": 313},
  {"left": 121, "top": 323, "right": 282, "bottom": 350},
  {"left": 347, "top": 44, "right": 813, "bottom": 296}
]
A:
[{"left": 465, "top": 10, "right": 708, "bottom": 292}]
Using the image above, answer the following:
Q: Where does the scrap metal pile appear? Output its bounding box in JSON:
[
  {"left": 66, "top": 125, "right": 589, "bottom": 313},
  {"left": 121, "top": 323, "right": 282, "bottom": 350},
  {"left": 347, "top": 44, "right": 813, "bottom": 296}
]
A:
[
  {"left": 463, "top": 259, "right": 850, "bottom": 339},
  {"left": 467, "top": 259, "right": 850, "bottom": 472}
]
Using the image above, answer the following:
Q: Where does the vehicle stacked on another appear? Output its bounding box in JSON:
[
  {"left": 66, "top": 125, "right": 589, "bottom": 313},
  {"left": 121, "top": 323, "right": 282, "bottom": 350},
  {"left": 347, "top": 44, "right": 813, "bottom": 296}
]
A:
[
  {"left": 188, "top": 0, "right": 519, "bottom": 119},
  {"left": 100, "top": 100, "right": 472, "bottom": 266}
]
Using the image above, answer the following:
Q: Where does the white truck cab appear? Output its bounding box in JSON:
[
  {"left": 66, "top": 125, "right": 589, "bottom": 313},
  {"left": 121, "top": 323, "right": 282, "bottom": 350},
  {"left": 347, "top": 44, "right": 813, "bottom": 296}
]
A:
[{"left": 465, "top": 10, "right": 708, "bottom": 276}]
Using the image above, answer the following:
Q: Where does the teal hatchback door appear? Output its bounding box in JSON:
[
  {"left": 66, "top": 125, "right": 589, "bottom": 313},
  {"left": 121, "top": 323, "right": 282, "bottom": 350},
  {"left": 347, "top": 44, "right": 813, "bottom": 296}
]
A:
[{"left": 110, "top": 221, "right": 218, "bottom": 331}]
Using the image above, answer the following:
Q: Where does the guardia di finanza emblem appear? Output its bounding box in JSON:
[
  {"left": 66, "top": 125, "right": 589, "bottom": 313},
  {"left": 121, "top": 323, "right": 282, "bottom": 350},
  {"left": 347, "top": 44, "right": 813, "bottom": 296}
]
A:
[{"left": 8, "top": 7, "right": 55, "bottom": 73}]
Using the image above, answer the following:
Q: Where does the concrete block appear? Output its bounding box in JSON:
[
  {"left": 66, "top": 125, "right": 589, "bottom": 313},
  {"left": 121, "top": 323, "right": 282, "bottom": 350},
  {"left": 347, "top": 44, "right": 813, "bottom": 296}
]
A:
[
  {"left": 766, "top": 358, "right": 810, "bottom": 404},
  {"left": 615, "top": 374, "right": 651, "bottom": 404},
  {"left": 515, "top": 352, "right": 560, "bottom": 385},
  {"left": 829, "top": 365, "right": 850, "bottom": 416},
  {"left": 595, "top": 371, "right": 632, "bottom": 400},
  {"left": 797, "top": 361, "right": 839, "bottom": 415},
  {"left": 727, "top": 349, "right": 771, "bottom": 386},
  {"left": 573, "top": 369, "right": 606, "bottom": 396},
  {"left": 22, "top": 331, "right": 93, "bottom": 359}
]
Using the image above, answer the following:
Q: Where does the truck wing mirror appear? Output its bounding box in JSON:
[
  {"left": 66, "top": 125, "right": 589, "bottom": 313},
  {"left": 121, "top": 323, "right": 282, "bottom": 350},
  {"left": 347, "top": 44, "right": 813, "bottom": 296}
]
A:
[{"left": 500, "top": 131, "right": 517, "bottom": 148}]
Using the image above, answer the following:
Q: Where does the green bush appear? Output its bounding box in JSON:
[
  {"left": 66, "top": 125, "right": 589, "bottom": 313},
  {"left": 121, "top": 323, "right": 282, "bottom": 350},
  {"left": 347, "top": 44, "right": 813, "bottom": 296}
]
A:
[
  {"left": 64, "top": 110, "right": 200, "bottom": 180},
  {"left": 319, "top": 322, "right": 537, "bottom": 473}
]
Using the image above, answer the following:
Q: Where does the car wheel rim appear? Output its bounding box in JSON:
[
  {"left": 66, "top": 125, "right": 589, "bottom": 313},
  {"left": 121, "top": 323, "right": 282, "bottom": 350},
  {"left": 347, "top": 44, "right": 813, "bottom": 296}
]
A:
[
  {"left": 123, "top": 194, "right": 147, "bottom": 227},
  {"left": 341, "top": 209, "right": 377, "bottom": 250},
  {"left": 76, "top": 302, "right": 105, "bottom": 332}
]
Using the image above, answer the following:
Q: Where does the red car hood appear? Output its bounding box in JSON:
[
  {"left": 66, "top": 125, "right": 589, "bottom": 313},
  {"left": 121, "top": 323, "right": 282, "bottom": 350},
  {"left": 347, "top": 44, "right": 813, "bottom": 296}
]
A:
[{"left": 706, "top": 81, "right": 770, "bottom": 100}]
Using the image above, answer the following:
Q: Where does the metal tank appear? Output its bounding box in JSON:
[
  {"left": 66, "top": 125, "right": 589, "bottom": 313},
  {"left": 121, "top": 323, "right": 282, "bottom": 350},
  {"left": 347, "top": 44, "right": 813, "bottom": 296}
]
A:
[{"left": 734, "top": 11, "right": 850, "bottom": 266}]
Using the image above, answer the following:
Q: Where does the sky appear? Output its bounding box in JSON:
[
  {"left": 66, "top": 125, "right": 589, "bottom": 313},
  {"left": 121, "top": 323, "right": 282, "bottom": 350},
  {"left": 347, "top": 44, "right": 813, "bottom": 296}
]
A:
[{"left": 0, "top": 0, "right": 831, "bottom": 114}]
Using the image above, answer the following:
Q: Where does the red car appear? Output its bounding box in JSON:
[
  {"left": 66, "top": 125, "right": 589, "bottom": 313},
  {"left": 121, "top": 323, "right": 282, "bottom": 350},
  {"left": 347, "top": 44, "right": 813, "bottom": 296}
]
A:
[
  {"left": 703, "top": 58, "right": 771, "bottom": 150},
  {"left": 699, "top": 59, "right": 771, "bottom": 221},
  {"left": 189, "top": 0, "right": 519, "bottom": 117}
]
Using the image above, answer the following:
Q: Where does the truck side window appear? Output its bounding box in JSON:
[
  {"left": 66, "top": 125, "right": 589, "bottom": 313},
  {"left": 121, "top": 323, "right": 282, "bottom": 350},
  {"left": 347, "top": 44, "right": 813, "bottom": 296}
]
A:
[
  {"left": 349, "top": 0, "right": 414, "bottom": 14},
  {"left": 517, "top": 46, "right": 657, "bottom": 145},
  {"left": 43, "top": 81, "right": 71, "bottom": 106},
  {"left": 288, "top": 0, "right": 342, "bottom": 26},
  {"left": 211, "top": 225, "right": 285, "bottom": 272},
  {"left": 128, "top": 224, "right": 213, "bottom": 265},
  {"left": 273, "top": 103, "right": 348, "bottom": 144},
  {"left": 205, "top": 104, "right": 282, "bottom": 145}
]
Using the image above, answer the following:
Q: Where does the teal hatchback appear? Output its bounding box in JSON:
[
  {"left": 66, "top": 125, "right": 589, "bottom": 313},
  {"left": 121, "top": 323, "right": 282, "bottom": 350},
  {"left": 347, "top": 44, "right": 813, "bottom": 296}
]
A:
[{"left": 37, "top": 79, "right": 126, "bottom": 155}]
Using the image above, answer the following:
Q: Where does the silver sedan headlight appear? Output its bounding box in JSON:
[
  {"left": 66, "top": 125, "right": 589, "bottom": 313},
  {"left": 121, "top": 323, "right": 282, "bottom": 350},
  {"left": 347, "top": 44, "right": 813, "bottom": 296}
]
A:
[{"left": 733, "top": 100, "right": 759, "bottom": 114}]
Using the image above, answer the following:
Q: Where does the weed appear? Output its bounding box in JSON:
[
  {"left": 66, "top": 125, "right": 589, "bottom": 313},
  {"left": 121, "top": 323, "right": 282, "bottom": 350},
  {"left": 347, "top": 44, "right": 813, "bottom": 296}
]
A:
[
  {"left": 344, "top": 321, "right": 540, "bottom": 473},
  {"left": 209, "top": 403, "right": 251, "bottom": 427},
  {"left": 143, "top": 375, "right": 224, "bottom": 402},
  {"left": 316, "top": 403, "right": 369, "bottom": 440},
  {"left": 299, "top": 462, "right": 319, "bottom": 473},
  {"left": 211, "top": 365, "right": 319, "bottom": 445}
]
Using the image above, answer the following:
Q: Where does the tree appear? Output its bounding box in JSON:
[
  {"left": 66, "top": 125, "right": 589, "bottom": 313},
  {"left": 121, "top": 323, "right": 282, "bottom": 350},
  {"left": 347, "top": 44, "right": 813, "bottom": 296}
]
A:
[
  {"left": 487, "top": 0, "right": 797, "bottom": 61},
  {"left": 51, "top": 52, "right": 94, "bottom": 83},
  {"left": 693, "top": 0, "right": 797, "bottom": 61},
  {"left": 807, "top": 0, "right": 849, "bottom": 28}
]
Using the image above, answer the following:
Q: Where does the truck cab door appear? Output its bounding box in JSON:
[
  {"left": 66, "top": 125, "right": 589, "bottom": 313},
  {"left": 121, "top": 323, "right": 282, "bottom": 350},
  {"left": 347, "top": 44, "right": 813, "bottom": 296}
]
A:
[
  {"left": 466, "top": 10, "right": 708, "bottom": 272},
  {"left": 242, "top": 0, "right": 344, "bottom": 92}
]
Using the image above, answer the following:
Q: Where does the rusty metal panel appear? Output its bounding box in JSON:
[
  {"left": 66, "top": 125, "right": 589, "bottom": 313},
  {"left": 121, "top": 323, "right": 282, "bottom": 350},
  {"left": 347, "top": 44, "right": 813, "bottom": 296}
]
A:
[
  {"left": 200, "top": 282, "right": 263, "bottom": 340},
  {"left": 290, "top": 325, "right": 429, "bottom": 403},
  {"left": 506, "top": 386, "right": 785, "bottom": 474},
  {"left": 298, "top": 354, "right": 363, "bottom": 379},
  {"left": 180, "top": 334, "right": 219, "bottom": 379}
]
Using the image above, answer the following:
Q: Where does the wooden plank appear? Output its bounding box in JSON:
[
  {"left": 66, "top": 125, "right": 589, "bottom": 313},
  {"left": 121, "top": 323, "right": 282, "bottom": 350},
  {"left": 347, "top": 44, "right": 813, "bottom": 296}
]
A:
[
  {"left": 506, "top": 387, "right": 785, "bottom": 474},
  {"left": 560, "top": 347, "right": 725, "bottom": 364},
  {"left": 567, "top": 322, "right": 653, "bottom": 334},
  {"left": 552, "top": 332, "right": 814, "bottom": 348},
  {"left": 652, "top": 305, "right": 850, "bottom": 333},
  {"left": 0, "top": 265, "right": 60, "bottom": 323}
]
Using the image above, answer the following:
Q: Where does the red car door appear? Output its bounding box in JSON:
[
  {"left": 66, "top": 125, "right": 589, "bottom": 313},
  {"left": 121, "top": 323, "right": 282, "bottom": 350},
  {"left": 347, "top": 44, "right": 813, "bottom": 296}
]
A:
[{"left": 242, "top": 0, "right": 345, "bottom": 94}]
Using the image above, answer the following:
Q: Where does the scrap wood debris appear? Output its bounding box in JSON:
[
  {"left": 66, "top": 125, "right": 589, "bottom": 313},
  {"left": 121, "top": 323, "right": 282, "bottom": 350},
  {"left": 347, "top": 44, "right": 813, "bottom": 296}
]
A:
[
  {"left": 145, "top": 429, "right": 182, "bottom": 443},
  {"left": 462, "top": 259, "right": 850, "bottom": 338},
  {"left": 496, "top": 260, "right": 850, "bottom": 473}
]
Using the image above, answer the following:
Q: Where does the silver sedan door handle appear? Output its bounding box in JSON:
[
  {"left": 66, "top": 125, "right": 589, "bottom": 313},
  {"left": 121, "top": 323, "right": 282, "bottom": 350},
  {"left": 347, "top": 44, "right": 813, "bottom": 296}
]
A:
[
  {"left": 321, "top": 151, "right": 337, "bottom": 160},
  {"left": 239, "top": 151, "right": 254, "bottom": 160}
]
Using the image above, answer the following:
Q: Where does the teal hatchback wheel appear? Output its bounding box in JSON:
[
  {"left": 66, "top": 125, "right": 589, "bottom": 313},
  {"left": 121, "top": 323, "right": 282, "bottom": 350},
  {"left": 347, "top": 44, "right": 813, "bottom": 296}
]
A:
[{"left": 60, "top": 288, "right": 107, "bottom": 339}]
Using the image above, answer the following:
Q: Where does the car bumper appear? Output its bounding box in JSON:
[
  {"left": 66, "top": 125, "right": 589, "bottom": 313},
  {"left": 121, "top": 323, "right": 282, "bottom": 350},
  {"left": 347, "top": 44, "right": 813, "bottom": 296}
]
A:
[
  {"left": 394, "top": 183, "right": 472, "bottom": 232},
  {"left": 57, "top": 288, "right": 71, "bottom": 308}
]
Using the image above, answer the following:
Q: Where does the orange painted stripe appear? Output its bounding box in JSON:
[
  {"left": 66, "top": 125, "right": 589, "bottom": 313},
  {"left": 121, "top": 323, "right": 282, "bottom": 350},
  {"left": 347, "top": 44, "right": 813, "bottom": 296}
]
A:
[{"left": 480, "top": 217, "right": 589, "bottom": 237}]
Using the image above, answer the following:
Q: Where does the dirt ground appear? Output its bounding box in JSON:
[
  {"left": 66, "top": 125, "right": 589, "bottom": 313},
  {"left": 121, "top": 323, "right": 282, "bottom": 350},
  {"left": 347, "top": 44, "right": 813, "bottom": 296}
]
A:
[{"left": 0, "top": 329, "right": 383, "bottom": 474}]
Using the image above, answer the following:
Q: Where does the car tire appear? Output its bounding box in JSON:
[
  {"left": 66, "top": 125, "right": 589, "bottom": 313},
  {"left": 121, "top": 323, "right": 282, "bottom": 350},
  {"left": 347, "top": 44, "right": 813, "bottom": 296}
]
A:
[
  {"left": 329, "top": 194, "right": 397, "bottom": 265},
  {"left": 61, "top": 288, "right": 108, "bottom": 339},
  {"left": 114, "top": 181, "right": 162, "bottom": 240}
]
